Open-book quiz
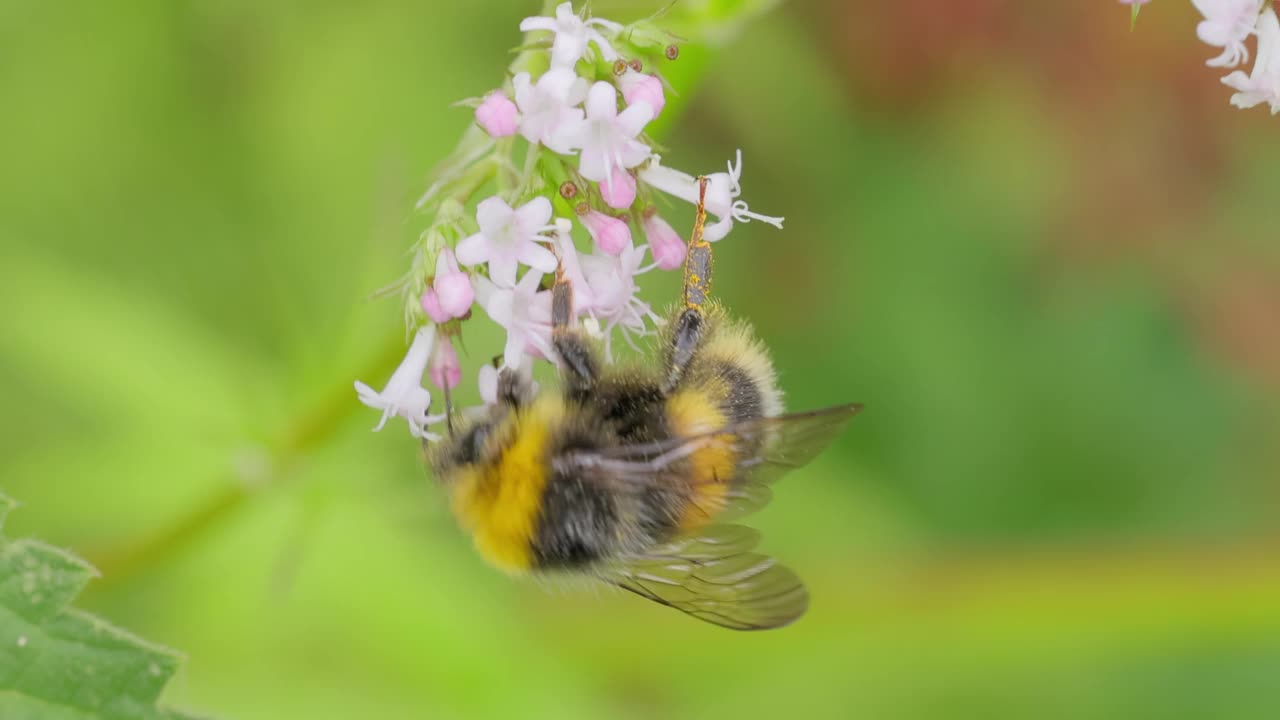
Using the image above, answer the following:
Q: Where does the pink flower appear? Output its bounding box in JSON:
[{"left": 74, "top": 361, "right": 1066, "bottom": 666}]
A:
[
  {"left": 580, "top": 209, "right": 632, "bottom": 255},
  {"left": 554, "top": 82, "right": 653, "bottom": 191},
  {"left": 642, "top": 212, "right": 686, "bottom": 270},
  {"left": 617, "top": 71, "right": 666, "bottom": 117},
  {"left": 599, "top": 167, "right": 637, "bottom": 209},
  {"left": 456, "top": 196, "right": 558, "bottom": 288},
  {"left": 473, "top": 271, "right": 554, "bottom": 368},
  {"left": 421, "top": 248, "right": 474, "bottom": 322},
  {"left": 474, "top": 91, "right": 518, "bottom": 137},
  {"left": 429, "top": 335, "right": 462, "bottom": 390}
]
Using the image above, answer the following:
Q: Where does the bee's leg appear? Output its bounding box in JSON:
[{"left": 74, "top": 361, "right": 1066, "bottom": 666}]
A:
[
  {"left": 663, "top": 177, "right": 712, "bottom": 394},
  {"left": 551, "top": 259, "right": 599, "bottom": 397},
  {"left": 496, "top": 365, "right": 535, "bottom": 408}
]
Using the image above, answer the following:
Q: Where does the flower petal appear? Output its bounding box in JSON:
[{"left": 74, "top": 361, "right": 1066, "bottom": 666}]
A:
[
  {"left": 578, "top": 147, "right": 608, "bottom": 181},
  {"left": 616, "top": 102, "right": 654, "bottom": 137},
  {"left": 517, "top": 242, "right": 559, "bottom": 273},
  {"left": 516, "top": 269, "right": 546, "bottom": 294},
  {"left": 476, "top": 196, "right": 514, "bottom": 233},
  {"left": 455, "top": 233, "right": 489, "bottom": 266},
  {"left": 354, "top": 380, "right": 382, "bottom": 407},
  {"left": 503, "top": 329, "right": 526, "bottom": 369},
  {"left": 488, "top": 253, "right": 519, "bottom": 288},
  {"left": 519, "top": 17, "right": 558, "bottom": 33},
  {"left": 512, "top": 72, "right": 534, "bottom": 110},
  {"left": 545, "top": 109, "right": 586, "bottom": 153},
  {"left": 540, "top": 68, "right": 583, "bottom": 103},
  {"left": 617, "top": 138, "right": 652, "bottom": 170},
  {"left": 515, "top": 196, "right": 553, "bottom": 232},
  {"left": 586, "top": 81, "right": 619, "bottom": 120}
]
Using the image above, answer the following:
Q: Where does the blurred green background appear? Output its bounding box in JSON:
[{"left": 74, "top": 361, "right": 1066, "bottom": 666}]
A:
[{"left": 3, "top": 0, "right": 1280, "bottom": 718}]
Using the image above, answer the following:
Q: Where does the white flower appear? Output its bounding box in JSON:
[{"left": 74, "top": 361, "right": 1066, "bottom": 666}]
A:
[
  {"left": 553, "top": 229, "right": 658, "bottom": 360},
  {"left": 474, "top": 270, "right": 555, "bottom": 369},
  {"left": 513, "top": 69, "right": 587, "bottom": 152},
  {"left": 639, "top": 150, "right": 784, "bottom": 242},
  {"left": 520, "top": 2, "right": 621, "bottom": 69},
  {"left": 354, "top": 326, "right": 446, "bottom": 441},
  {"left": 477, "top": 363, "right": 501, "bottom": 406},
  {"left": 1193, "top": 0, "right": 1264, "bottom": 67},
  {"left": 555, "top": 82, "right": 653, "bottom": 191},
  {"left": 456, "top": 196, "right": 558, "bottom": 287},
  {"left": 1222, "top": 9, "right": 1280, "bottom": 113}
]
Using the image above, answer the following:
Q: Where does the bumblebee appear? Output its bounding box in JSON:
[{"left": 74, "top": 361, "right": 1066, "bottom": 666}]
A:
[{"left": 429, "top": 179, "right": 860, "bottom": 630}]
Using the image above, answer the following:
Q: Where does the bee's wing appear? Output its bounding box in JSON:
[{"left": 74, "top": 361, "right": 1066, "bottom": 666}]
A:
[
  {"left": 600, "top": 524, "right": 808, "bottom": 630},
  {"left": 560, "top": 403, "right": 862, "bottom": 521},
  {"left": 568, "top": 404, "right": 860, "bottom": 629}
]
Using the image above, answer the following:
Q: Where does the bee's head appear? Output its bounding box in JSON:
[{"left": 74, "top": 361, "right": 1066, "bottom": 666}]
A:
[{"left": 427, "top": 366, "right": 535, "bottom": 482}]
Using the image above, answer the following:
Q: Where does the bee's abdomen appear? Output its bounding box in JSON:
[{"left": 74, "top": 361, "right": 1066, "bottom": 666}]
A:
[{"left": 530, "top": 467, "right": 618, "bottom": 569}]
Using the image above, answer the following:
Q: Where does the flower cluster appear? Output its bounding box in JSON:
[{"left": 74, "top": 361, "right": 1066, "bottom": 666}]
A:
[
  {"left": 1124, "top": 1, "right": 1280, "bottom": 114},
  {"left": 356, "top": 2, "right": 783, "bottom": 440}
]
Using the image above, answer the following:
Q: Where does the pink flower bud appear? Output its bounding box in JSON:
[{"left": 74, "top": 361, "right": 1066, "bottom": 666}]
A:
[
  {"left": 422, "top": 248, "right": 474, "bottom": 323},
  {"left": 643, "top": 212, "right": 685, "bottom": 270},
  {"left": 599, "top": 167, "right": 637, "bottom": 209},
  {"left": 475, "top": 91, "right": 518, "bottom": 138},
  {"left": 581, "top": 210, "right": 632, "bottom": 256},
  {"left": 435, "top": 250, "right": 474, "bottom": 318},
  {"left": 429, "top": 336, "right": 462, "bottom": 390},
  {"left": 618, "top": 71, "right": 666, "bottom": 118},
  {"left": 421, "top": 287, "right": 451, "bottom": 324}
]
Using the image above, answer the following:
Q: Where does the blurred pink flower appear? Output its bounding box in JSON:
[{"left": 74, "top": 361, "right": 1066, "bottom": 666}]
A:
[
  {"left": 429, "top": 335, "right": 462, "bottom": 390},
  {"left": 474, "top": 91, "right": 518, "bottom": 137}
]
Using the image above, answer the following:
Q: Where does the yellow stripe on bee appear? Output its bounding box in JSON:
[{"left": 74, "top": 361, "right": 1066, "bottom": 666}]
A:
[
  {"left": 449, "top": 398, "right": 565, "bottom": 573},
  {"left": 666, "top": 389, "right": 736, "bottom": 529}
]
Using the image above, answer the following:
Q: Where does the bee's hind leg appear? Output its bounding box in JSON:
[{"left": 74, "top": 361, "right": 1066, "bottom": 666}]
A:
[
  {"left": 551, "top": 258, "right": 599, "bottom": 398},
  {"left": 663, "top": 177, "right": 713, "bottom": 395}
]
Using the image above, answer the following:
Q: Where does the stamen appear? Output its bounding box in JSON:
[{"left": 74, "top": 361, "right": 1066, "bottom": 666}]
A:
[{"left": 731, "top": 200, "right": 785, "bottom": 229}]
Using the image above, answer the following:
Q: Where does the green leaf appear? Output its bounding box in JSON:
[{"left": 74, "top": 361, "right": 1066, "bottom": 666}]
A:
[{"left": 0, "top": 493, "right": 201, "bottom": 720}]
